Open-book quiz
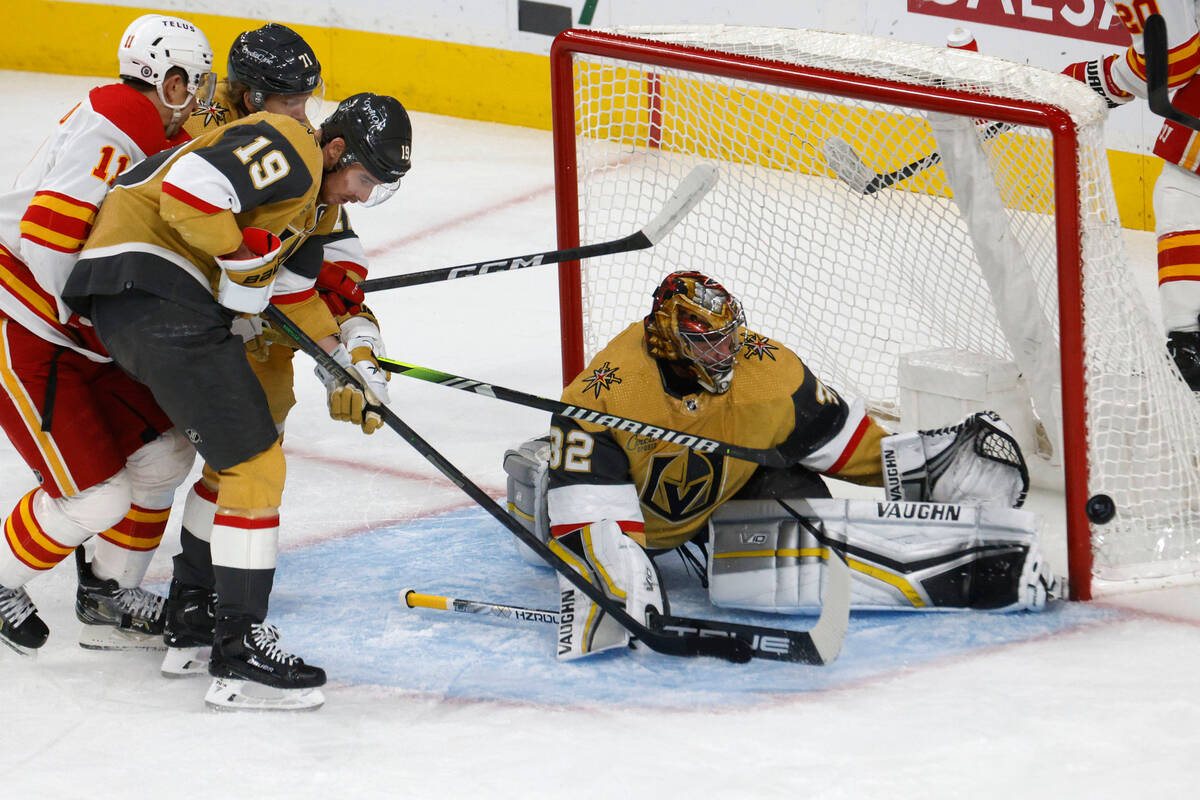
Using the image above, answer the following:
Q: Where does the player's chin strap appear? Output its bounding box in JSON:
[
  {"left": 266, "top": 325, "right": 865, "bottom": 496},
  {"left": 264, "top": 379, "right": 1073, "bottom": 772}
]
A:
[{"left": 265, "top": 304, "right": 848, "bottom": 665}]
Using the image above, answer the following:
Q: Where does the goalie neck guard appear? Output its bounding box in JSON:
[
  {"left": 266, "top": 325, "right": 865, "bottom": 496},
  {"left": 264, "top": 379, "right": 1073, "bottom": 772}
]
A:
[{"left": 644, "top": 270, "right": 745, "bottom": 394}]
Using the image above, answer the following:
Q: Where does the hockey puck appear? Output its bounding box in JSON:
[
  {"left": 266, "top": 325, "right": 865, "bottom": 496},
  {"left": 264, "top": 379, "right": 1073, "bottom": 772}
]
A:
[{"left": 1086, "top": 494, "right": 1116, "bottom": 524}]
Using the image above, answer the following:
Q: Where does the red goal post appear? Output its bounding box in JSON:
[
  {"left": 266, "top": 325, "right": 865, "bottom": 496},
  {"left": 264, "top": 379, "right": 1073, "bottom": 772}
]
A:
[{"left": 549, "top": 26, "right": 1200, "bottom": 601}]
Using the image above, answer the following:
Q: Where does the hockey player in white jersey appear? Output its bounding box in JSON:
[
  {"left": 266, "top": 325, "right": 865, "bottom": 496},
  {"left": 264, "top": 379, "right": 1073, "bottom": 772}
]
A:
[
  {"left": 504, "top": 272, "right": 1057, "bottom": 660},
  {"left": 0, "top": 14, "right": 214, "bottom": 654},
  {"left": 1062, "top": 1, "right": 1200, "bottom": 390}
]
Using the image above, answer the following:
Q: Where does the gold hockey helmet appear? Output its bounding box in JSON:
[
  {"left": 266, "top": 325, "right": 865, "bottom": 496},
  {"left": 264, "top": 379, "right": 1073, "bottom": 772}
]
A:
[{"left": 644, "top": 271, "right": 745, "bottom": 394}]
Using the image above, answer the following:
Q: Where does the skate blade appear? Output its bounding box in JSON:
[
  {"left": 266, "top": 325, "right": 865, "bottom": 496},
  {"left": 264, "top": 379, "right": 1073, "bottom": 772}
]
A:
[
  {"left": 0, "top": 637, "right": 40, "bottom": 657},
  {"left": 78, "top": 624, "right": 167, "bottom": 651},
  {"left": 204, "top": 677, "right": 325, "bottom": 712},
  {"left": 161, "top": 645, "right": 209, "bottom": 677}
]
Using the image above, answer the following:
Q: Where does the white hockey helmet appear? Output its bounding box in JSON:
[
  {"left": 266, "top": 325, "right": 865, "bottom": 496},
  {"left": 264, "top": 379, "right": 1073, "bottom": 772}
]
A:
[{"left": 118, "top": 14, "right": 215, "bottom": 110}]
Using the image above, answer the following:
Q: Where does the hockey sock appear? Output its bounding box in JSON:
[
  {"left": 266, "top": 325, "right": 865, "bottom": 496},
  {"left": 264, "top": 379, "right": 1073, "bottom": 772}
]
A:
[
  {"left": 0, "top": 489, "right": 90, "bottom": 588},
  {"left": 210, "top": 510, "right": 278, "bottom": 622},
  {"left": 91, "top": 503, "right": 170, "bottom": 588},
  {"left": 172, "top": 480, "right": 218, "bottom": 589}
]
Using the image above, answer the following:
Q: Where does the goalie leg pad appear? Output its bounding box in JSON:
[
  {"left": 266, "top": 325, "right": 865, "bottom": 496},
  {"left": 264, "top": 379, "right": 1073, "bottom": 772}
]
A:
[
  {"left": 709, "top": 498, "right": 1052, "bottom": 612},
  {"left": 549, "top": 520, "right": 666, "bottom": 660},
  {"left": 503, "top": 436, "right": 552, "bottom": 567}
]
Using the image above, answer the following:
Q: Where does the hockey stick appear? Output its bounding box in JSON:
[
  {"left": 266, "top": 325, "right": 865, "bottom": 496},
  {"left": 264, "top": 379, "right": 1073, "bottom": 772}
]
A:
[
  {"left": 358, "top": 163, "right": 718, "bottom": 293},
  {"left": 376, "top": 357, "right": 792, "bottom": 468},
  {"left": 403, "top": 589, "right": 559, "bottom": 626},
  {"left": 1144, "top": 14, "right": 1200, "bottom": 133},
  {"left": 822, "top": 121, "right": 1010, "bottom": 195},
  {"left": 404, "top": 547, "right": 850, "bottom": 666}
]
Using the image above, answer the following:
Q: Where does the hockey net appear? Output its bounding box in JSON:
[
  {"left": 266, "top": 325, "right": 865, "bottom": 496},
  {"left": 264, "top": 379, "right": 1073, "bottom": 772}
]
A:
[{"left": 549, "top": 26, "right": 1200, "bottom": 599}]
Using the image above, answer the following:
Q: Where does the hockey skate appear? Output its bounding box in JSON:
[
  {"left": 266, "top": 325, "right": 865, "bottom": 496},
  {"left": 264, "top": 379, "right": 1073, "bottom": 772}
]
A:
[
  {"left": 74, "top": 549, "right": 166, "bottom": 651},
  {"left": 205, "top": 619, "right": 326, "bottom": 711},
  {"left": 1167, "top": 330, "right": 1200, "bottom": 397},
  {"left": 0, "top": 586, "right": 49, "bottom": 655},
  {"left": 160, "top": 580, "right": 216, "bottom": 677}
]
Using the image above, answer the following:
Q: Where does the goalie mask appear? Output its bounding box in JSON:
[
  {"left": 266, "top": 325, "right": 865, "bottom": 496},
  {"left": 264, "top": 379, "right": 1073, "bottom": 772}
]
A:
[{"left": 644, "top": 271, "right": 745, "bottom": 394}]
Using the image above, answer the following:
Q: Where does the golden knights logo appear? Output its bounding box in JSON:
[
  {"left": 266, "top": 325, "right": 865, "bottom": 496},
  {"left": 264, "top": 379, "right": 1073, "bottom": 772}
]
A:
[
  {"left": 581, "top": 361, "right": 622, "bottom": 399},
  {"left": 640, "top": 449, "right": 725, "bottom": 522},
  {"left": 742, "top": 333, "right": 778, "bottom": 361},
  {"left": 191, "top": 100, "right": 229, "bottom": 128}
]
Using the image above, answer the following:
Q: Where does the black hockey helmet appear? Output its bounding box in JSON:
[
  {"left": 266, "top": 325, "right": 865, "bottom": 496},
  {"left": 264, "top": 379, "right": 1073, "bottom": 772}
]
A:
[
  {"left": 321, "top": 92, "right": 412, "bottom": 186},
  {"left": 227, "top": 23, "right": 322, "bottom": 110}
]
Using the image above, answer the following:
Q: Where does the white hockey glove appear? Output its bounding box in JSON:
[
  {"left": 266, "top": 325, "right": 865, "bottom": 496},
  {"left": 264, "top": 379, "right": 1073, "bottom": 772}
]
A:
[
  {"left": 314, "top": 343, "right": 387, "bottom": 434},
  {"left": 1062, "top": 56, "right": 1134, "bottom": 109},
  {"left": 880, "top": 411, "right": 1029, "bottom": 508},
  {"left": 549, "top": 520, "right": 667, "bottom": 660},
  {"left": 215, "top": 228, "right": 282, "bottom": 314}
]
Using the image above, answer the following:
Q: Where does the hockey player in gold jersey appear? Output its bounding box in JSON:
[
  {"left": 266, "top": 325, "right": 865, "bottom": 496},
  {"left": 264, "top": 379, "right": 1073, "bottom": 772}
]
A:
[
  {"left": 505, "top": 271, "right": 1056, "bottom": 660},
  {"left": 157, "top": 25, "right": 391, "bottom": 686},
  {"left": 62, "top": 92, "right": 411, "bottom": 709}
]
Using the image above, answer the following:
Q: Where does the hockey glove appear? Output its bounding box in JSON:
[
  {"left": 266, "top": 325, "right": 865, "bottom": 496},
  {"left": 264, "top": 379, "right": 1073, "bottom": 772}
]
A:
[
  {"left": 231, "top": 315, "right": 272, "bottom": 363},
  {"left": 315, "top": 344, "right": 388, "bottom": 435},
  {"left": 316, "top": 260, "right": 366, "bottom": 317},
  {"left": 1062, "top": 55, "right": 1133, "bottom": 109},
  {"left": 880, "top": 411, "right": 1029, "bottom": 508},
  {"left": 215, "top": 228, "right": 282, "bottom": 314}
]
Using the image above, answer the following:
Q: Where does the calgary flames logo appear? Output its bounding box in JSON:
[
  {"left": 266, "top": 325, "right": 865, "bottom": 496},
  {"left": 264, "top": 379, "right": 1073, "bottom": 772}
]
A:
[
  {"left": 581, "top": 361, "right": 622, "bottom": 399},
  {"left": 192, "top": 100, "right": 228, "bottom": 128},
  {"left": 742, "top": 332, "right": 778, "bottom": 361}
]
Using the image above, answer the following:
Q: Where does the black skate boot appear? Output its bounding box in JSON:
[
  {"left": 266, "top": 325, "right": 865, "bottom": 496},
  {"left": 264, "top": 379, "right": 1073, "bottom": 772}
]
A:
[
  {"left": 1167, "top": 329, "right": 1200, "bottom": 393},
  {"left": 0, "top": 585, "right": 49, "bottom": 655},
  {"left": 205, "top": 617, "right": 326, "bottom": 711},
  {"left": 75, "top": 548, "right": 166, "bottom": 651},
  {"left": 160, "top": 580, "right": 216, "bottom": 677}
]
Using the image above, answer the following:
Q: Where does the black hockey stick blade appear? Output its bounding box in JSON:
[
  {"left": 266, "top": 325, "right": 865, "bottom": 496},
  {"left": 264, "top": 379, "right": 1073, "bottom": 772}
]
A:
[
  {"left": 359, "top": 163, "right": 718, "bottom": 293},
  {"left": 1144, "top": 14, "right": 1200, "bottom": 133},
  {"left": 377, "top": 356, "right": 792, "bottom": 468},
  {"left": 647, "top": 547, "right": 850, "bottom": 665},
  {"left": 265, "top": 305, "right": 749, "bottom": 663}
]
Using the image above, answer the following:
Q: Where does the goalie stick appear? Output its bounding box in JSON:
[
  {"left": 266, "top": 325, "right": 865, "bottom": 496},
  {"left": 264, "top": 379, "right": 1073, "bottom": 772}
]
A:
[
  {"left": 268, "top": 306, "right": 848, "bottom": 664},
  {"left": 403, "top": 548, "right": 849, "bottom": 665},
  {"left": 377, "top": 357, "right": 792, "bottom": 468},
  {"left": 359, "top": 163, "right": 718, "bottom": 293},
  {"left": 1144, "top": 13, "right": 1200, "bottom": 134},
  {"left": 823, "top": 121, "right": 1010, "bottom": 195}
]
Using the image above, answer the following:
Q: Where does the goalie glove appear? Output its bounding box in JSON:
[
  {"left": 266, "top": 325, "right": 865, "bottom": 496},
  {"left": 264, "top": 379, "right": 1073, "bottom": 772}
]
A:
[
  {"left": 880, "top": 411, "right": 1030, "bottom": 508},
  {"left": 314, "top": 341, "right": 388, "bottom": 435},
  {"left": 1062, "top": 55, "right": 1134, "bottom": 109},
  {"left": 549, "top": 520, "right": 667, "bottom": 660},
  {"left": 215, "top": 228, "right": 282, "bottom": 314}
]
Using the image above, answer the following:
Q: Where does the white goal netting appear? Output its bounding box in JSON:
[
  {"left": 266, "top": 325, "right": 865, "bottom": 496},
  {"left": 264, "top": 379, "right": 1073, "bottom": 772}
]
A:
[{"left": 554, "top": 25, "right": 1200, "bottom": 590}]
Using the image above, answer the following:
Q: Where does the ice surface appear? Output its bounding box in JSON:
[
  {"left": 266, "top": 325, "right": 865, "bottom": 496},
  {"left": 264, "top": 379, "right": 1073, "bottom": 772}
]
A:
[{"left": 0, "top": 72, "right": 1198, "bottom": 799}]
